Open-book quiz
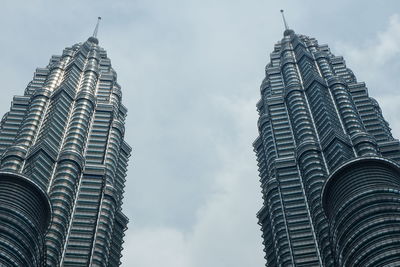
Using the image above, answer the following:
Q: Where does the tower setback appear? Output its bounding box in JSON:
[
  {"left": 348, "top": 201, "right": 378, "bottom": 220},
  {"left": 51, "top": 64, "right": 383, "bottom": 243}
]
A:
[
  {"left": 0, "top": 33, "right": 131, "bottom": 266},
  {"left": 254, "top": 26, "right": 400, "bottom": 266}
]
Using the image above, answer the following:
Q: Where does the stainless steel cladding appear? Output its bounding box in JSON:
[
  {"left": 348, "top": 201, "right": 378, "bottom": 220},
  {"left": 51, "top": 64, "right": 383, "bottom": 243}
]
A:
[
  {"left": 254, "top": 29, "right": 400, "bottom": 267},
  {"left": 0, "top": 36, "right": 131, "bottom": 267}
]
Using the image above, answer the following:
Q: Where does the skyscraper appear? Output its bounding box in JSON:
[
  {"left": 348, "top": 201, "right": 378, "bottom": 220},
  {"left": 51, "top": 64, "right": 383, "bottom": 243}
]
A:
[
  {"left": 0, "top": 19, "right": 131, "bottom": 266},
  {"left": 254, "top": 13, "right": 400, "bottom": 267}
]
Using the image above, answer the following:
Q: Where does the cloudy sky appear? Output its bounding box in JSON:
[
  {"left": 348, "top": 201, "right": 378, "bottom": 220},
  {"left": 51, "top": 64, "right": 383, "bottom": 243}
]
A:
[{"left": 1, "top": 0, "right": 400, "bottom": 266}]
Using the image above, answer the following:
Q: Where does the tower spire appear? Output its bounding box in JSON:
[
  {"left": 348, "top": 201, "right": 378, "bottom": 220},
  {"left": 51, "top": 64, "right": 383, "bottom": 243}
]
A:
[
  {"left": 93, "top": 17, "right": 102, "bottom": 38},
  {"left": 280, "top": 10, "right": 289, "bottom": 30}
]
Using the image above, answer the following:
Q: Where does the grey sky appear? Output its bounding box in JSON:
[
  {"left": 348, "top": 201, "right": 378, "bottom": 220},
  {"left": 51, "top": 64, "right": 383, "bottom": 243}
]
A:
[{"left": 1, "top": 0, "right": 400, "bottom": 266}]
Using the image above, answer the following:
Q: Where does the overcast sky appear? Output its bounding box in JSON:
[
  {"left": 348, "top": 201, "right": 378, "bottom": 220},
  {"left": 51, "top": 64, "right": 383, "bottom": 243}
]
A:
[{"left": 1, "top": 1, "right": 400, "bottom": 266}]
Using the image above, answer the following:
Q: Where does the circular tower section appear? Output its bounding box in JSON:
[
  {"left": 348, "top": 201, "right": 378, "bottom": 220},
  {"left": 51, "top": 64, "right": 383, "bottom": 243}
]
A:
[
  {"left": 0, "top": 172, "right": 51, "bottom": 266},
  {"left": 322, "top": 157, "right": 400, "bottom": 267}
]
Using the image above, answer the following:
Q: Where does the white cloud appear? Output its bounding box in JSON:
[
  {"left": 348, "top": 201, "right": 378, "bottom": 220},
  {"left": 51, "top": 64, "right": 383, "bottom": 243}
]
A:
[
  {"left": 122, "top": 95, "right": 264, "bottom": 267},
  {"left": 186, "top": 95, "right": 263, "bottom": 267},
  {"left": 335, "top": 14, "right": 400, "bottom": 66},
  {"left": 334, "top": 13, "right": 400, "bottom": 136},
  {"left": 334, "top": 14, "right": 400, "bottom": 96},
  {"left": 123, "top": 227, "right": 190, "bottom": 267}
]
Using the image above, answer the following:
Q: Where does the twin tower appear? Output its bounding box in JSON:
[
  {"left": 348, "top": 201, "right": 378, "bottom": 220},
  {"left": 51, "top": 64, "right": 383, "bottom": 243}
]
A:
[
  {"left": 254, "top": 27, "right": 400, "bottom": 266},
  {"left": 0, "top": 33, "right": 130, "bottom": 266}
]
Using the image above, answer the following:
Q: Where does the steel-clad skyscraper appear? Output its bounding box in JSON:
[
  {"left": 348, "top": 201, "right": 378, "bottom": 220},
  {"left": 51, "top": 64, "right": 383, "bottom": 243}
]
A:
[
  {"left": 0, "top": 20, "right": 131, "bottom": 266},
  {"left": 254, "top": 13, "right": 400, "bottom": 267}
]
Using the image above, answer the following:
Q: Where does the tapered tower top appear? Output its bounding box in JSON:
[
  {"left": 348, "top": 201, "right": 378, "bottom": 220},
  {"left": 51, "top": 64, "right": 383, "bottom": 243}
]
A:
[{"left": 280, "top": 10, "right": 295, "bottom": 36}]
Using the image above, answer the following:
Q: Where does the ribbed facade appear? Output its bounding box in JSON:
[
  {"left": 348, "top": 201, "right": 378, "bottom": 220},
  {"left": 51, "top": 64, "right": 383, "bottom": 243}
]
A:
[
  {"left": 0, "top": 36, "right": 131, "bottom": 266},
  {"left": 0, "top": 172, "right": 51, "bottom": 266},
  {"left": 254, "top": 28, "right": 400, "bottom": 266},
  {"left": 322, "top": 157, "right": 400, "bottom": 266}
]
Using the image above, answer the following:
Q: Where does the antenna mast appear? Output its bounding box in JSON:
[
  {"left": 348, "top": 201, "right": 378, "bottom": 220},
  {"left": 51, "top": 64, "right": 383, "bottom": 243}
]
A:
[
  {"left": 280, "top": 10, "right": 289, "bottom": 30},
  {"left": 93, "top": 17, "right": 102, "bottom": 38}
]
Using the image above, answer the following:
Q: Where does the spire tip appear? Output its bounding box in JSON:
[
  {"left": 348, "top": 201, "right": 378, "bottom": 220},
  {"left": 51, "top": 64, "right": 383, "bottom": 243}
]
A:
[
  {"left": 93, "top": 17, "right": 102, "bottom": 38},
  {"left": 280, "top": 10, "right": 289, "bottom": 31}
]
